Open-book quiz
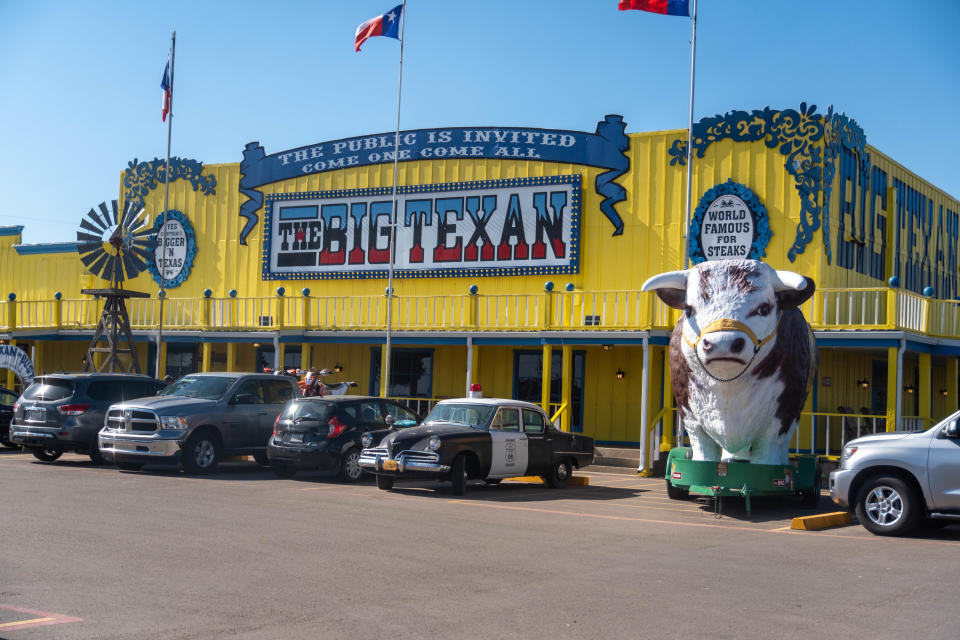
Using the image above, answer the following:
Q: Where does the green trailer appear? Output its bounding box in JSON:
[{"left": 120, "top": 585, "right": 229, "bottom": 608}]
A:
[{"left": 665, "top": 447, "right": 821, "bottom": 516}]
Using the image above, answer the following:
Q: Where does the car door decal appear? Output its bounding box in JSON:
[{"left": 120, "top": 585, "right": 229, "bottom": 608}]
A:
[{"left": 488, "top": 430, "right": 528, "bottom": 478}]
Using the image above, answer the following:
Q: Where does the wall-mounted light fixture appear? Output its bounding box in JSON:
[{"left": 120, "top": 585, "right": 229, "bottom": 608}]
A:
[
  {"left": 253, "top": 343, "right": 260, "bottom": 348},
  {"left": 904, "top": 385, "right": 915, "bottom": 394},
  {"left": 333, "top": 363, "right": 343, "bottom": 373},
  {"left": 616, "top": 368, "right": 625, "bottom": 380},
  {"left": 940, "top": 389, "right": 949, "bottom": 397},
  {"left": 602, "top": 344, "right": 613, "bottom": 351},
  {"left": 857, "top": 378, "right": 869, "bottom": 389}
]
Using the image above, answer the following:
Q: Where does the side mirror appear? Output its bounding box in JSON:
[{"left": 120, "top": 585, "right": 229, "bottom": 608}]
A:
[
  {"left": 231, "top": 393, "right": 256, "bottom": 405},
  {"left": 945, "top": 420, "right": 959, "bottom": 438}
]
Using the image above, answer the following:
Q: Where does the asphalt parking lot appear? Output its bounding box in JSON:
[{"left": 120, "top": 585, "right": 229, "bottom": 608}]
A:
[{"left": 1, "top": 448, "right": 958, "bottom": 640}]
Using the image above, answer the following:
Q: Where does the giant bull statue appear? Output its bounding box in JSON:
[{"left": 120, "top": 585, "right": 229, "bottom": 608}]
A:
[{"left": 642, "top": 259, "right": 817, "bottom": 465}]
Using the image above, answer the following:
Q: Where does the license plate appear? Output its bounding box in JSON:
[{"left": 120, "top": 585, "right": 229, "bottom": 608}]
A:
[
  {"left": 289, "top": 433, "right": 303, "bottom": 443},
  {"left": 26, "top": 408, "right": 46, "bottom": 422},
  {"left": 382, "top": 459, "right": 398, "bottom": 471}
]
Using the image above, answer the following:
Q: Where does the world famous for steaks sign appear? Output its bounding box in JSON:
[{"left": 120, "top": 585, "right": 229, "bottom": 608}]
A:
[{"left": 262, "top": 175, "right": 580, "bottom": 280}]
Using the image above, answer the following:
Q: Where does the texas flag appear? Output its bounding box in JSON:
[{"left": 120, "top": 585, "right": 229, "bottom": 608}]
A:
[
  {"left": 618, "top": 0, "right": 690, "bottom": 16},
  {"left": 161, "top": 61, "right": 172, "bottom": 122},
  {"left": 355, "top": 4, "right": 403, "bottom": 51}
]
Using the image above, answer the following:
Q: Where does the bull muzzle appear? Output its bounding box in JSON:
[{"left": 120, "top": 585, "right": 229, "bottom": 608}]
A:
[{"left": 684, "top": 316, "right": 779, "bottom": 382}]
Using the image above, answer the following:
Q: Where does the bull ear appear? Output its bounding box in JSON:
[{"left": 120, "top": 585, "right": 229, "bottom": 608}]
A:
[
  {"left": 642, "top": 270, "right": 688, "bottom": 310},
  {"left": 775, "top": 276, "right": 815, "bottom": 309}
]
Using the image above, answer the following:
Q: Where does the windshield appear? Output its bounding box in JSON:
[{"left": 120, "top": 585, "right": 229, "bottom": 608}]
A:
[
  {"left": 160, "top": 376, "right": 234, "bottom": 400},
  {"left": 21, "top": 379, "right": 74, "bottom": 402},
  {"left": 283, "top": 401, "right": 333, "bottom": 422},
  {"left": 425, "top": 403, "right": 495, "bottom": 429}
]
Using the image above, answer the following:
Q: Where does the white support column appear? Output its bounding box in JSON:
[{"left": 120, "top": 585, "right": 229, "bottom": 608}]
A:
[{"left": 638, "top": 335, "right": 651, "bottom": 474}]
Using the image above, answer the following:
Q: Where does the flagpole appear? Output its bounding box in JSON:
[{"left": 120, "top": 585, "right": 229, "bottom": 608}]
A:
[
  {"left": 682, "top": 0, "right": 697, "bottom": 269},
  {"left": 155, "top": 30, "right": 175, "bottom": 379},
  {"left": 383, "top": 1, "right": 406, "bottom": 399}
]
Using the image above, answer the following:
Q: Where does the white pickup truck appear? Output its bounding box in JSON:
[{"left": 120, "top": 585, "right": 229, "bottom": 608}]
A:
[{"left": 829, "top": 412, "right": 960, "bottom": 536}]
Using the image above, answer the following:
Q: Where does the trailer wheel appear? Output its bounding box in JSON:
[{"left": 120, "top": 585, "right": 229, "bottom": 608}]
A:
[{"left": 666, "top": 478, "right": 689, "bottom": 500}]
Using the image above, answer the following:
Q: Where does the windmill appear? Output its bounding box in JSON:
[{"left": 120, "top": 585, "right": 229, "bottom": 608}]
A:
[{"left": 75, "top": 200, "right": 153, "bottom": 373}]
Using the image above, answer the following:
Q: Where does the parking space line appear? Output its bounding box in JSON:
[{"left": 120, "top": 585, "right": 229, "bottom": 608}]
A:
[{"left": 0, "top": 605, "right": 82, "bottom": 630}]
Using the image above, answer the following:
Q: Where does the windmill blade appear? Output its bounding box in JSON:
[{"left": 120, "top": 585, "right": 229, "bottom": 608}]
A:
[
  {"left": 130, "top": 244, "right": 153, "bottom": 264},
  {"left": 76, "top": 231, "right": 102, "bottom": 243},
  {"left": 101, "top": 201, "right": 117, "bottom": 227},
  {"left": 86, "top": 250, "right": 111, "bottom": 278},
  {"left": 76, "top": 242, "right": 103, "bottom": 254},
  {"left": 80, "top": 249, "right": 104, "bottom": 266},
  {"left": 121, "top": 251, "right": 146, "bottom": 279},
  {"left": 80, "top": 215, "right": 106, "bottom": 236},
  {"left": 85, "top": 206, "right": 108, "bottom": 231},
  {"left": 103, "top": 254, "right": 122, "bottom": 285}
]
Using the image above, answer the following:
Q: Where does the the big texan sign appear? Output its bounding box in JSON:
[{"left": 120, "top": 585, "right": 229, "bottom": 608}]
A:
[{"left": 264, "top": 176, "right": 580, "bottom": 280}]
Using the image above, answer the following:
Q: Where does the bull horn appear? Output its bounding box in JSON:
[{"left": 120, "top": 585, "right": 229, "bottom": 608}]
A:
[
  {"left": 772, "top": 269, "right": 807, "bottom": 291},
  {"left": 641, "top": 270, "right": 688, "bottom": 292}
]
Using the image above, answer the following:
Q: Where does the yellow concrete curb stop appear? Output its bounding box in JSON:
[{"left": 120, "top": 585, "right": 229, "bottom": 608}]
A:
[
  {"left": 790, "top": 511, "right": 853, "bottom": 530},
  {"left": 504, "top": 475, "right": 590, "bottom": 486}
]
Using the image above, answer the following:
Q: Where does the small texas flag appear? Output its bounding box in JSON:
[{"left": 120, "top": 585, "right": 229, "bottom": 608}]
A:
[
  {"left": 161, "top": 61, "right": 171, "bottom": 122},
  {"left": 355, "top": 4, "right": 403, "bottom": 51},
  {"left": 618, "top": 0, "right": 690, "bottom": 16}
]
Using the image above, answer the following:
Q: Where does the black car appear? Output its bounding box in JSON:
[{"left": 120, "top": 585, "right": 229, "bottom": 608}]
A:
[
  {"left": 359, "top": 397, "right": 595, "bottom": 495},
  {"left": 268, "top": 396, "right": 422, "bottom": 481},
  {"left": 10, "top": 373, "right": 167, "bottom": 464},
  {"left": 1, "top": 386, "right": 18, "bottom": 448}
]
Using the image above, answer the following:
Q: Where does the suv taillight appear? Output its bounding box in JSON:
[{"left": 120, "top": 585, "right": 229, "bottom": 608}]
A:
[
  {"left": 327, "top": 416, "right": 347, "bottom": 439},
  {"left": 57, "top": 404, "right": 90, "bottom": 416},
  {"left": 12, "top": 401, "right": 18, "bottom": 413},
  {"left": 272, "top": 414, "right": 281, "bottom": 437}
]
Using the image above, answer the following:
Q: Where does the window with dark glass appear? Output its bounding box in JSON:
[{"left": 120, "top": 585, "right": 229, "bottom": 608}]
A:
[{"left": 369, "top": 348, "right": 433, "bottom": 398}]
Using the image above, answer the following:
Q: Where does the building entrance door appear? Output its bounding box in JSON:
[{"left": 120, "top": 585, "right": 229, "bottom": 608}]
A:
[{"left": 513, "top": 350, "right": 584, "bottom": 432}]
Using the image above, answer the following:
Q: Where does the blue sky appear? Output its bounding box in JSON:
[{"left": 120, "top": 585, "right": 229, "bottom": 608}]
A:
[{"left": 1, "top": 0, "right": 957, "bottom": 244}]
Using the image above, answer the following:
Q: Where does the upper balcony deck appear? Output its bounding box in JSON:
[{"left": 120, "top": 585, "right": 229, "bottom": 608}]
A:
[{"left": 2, "top": 287, "right": 957, "bottom": 338}]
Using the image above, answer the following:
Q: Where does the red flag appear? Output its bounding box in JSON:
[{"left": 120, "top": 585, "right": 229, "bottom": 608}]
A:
[{"left": 618, "top": 0, "right": 690, "bottom": 16}]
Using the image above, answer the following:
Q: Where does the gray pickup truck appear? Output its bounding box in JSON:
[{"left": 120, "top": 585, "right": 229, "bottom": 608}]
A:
[
  {"left": 829, "top": 412, "right": 960, "bottom": 536},
  {"left": 98, "top": 372, "right": 298, "bottom": 474}
]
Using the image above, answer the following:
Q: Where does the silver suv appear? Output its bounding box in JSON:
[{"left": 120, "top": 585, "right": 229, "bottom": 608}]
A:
[
  {"left": 98, "top": 372, "right": 298, "bottom": 474},
  {"left": 829, "top": 413, "right": 960, "bottom": 536}
]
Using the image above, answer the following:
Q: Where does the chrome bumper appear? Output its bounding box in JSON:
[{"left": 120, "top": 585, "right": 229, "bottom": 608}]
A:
[
  {"left": 10, "top": 426, "right": 55, "bottom": 444},
  {"left": 358, "top": 448, "right": 450, "bottom": 474},
  {"left": 98, "top": 431, "right": 183, "bottom": 458}
]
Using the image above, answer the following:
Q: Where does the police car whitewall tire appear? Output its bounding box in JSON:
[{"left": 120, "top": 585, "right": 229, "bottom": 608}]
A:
[
  {"left": 451, "top": 453, "right": 468, "bottom": 495},
  {"left": 544, "top": 458, "right": 572, "bottom": 489},
  {"left": 31, "top": 446, "right": 62, "bottom": 462},
  {"left": 182, "top": 432, "right": 221, "bottom": 475},
  {"left": 376, "top": 474, "right": 394, "bottom": 491},
  {"left": 855, "top": 474, "right": 919, "bottom": 536}
]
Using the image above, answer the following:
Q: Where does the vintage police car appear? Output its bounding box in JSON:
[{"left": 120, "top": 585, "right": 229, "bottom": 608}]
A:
[{"left": 358, "top": 396, "right": 594, "bottom": 494}]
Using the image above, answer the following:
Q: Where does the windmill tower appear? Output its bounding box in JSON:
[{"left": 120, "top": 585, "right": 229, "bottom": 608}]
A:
[{"left": 75, "top": 200, "right": 153, "bottom": 373}]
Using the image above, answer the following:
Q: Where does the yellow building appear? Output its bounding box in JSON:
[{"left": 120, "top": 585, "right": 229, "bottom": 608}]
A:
[{"left": 2, "top": 104, "right": 959, "bottom": 470}]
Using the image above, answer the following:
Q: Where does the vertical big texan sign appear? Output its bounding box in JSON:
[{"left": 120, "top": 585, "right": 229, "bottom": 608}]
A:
[{"left": 264, "top": 176, "right": 580, "bottom": 279}]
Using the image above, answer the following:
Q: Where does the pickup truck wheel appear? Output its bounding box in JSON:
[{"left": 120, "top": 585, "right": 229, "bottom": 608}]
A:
[
  {"left": 337, "top": 449, "right": 364, "bottom": 483},
  {"left": 855, "top": 475, "right": 919, "bottom": 536},
  {"left": 252, "top": 451, "right": 271, "bottom": 467},
  {"left": 544, "top": 459, "right": 572, "bottom": 489},
  {"left": 182, "top": 433, "right": 221, "bottom": 475},
  {"left": 88, "top": 436, "right": 107, "bottom": 465},
  {"left": 376, "top": 474, "right": 394, "bottom": 491},
  {"left": 666, "top": 478, "right": 689, "bottom": 500},
  {"left": 31, "top": 446, "right": 62, "bottom": 462},
  {"left": 450, "top": 454, "right": 468, "bottom": 495}
]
